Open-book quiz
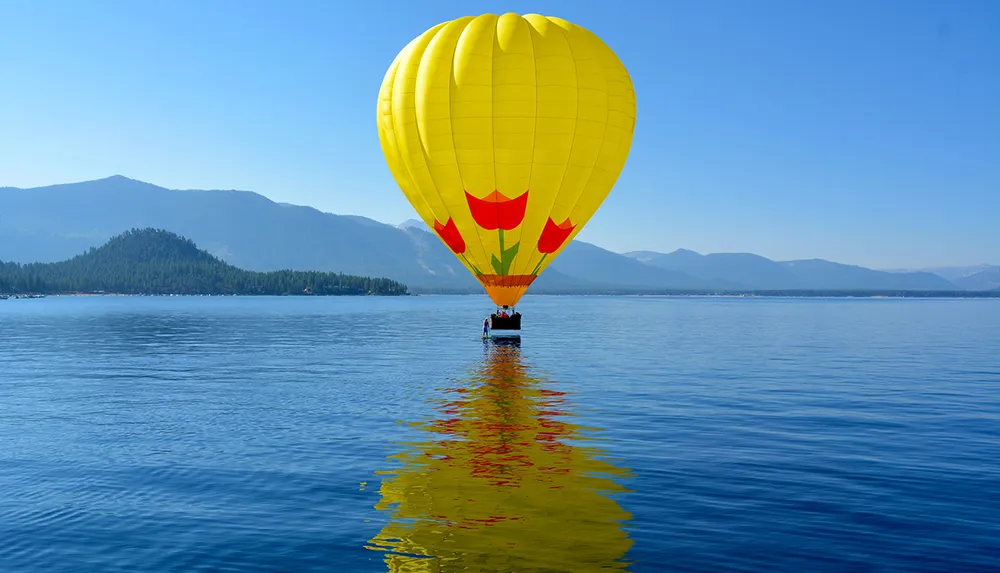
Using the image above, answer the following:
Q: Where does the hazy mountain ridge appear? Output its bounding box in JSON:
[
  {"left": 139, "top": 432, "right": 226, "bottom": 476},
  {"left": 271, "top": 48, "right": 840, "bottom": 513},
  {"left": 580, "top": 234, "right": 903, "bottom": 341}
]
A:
[
  {"left": 1, "top": 176, "right": 987, "bottom": 292},
  {"left": 949, "top": 266, "right": 1000, "bottom": 291},
  {"left": 884, "top": 264, "right": 997, "bottom": 280},
  {"left": 881, "top": 264, "right": 1000, "bottom": 291},
  {"left": 625, "top": 249, "right": 959, "bottom": 291}
]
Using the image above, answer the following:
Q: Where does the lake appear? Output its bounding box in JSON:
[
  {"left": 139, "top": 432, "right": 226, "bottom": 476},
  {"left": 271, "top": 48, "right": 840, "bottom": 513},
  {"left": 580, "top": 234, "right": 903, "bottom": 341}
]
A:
[{"left": 1, "top": 295, "right": 997, "bottom": 572}]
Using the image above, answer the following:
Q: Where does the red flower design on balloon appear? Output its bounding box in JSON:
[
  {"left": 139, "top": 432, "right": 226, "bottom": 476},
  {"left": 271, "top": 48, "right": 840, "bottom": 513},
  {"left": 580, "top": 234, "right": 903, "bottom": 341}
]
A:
[
  {"left": 537, "top": 217, "right": 576, "bottom": 253},
  {"left": 433, "top": 217, "right": 466, "bottom": 254},
  {"left": 465, "top": 190, "right": 529, "bottom": 231}
]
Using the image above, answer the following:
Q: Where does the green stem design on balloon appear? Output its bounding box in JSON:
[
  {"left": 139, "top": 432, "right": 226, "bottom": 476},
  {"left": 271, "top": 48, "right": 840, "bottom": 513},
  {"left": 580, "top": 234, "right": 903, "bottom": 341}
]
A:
[
  {"left": 460, "top": 253, "right": 482, "bottom": 276},
  {"left": 491, "top": 229, "right": 520, "bottom": 276},
  {"left": 531, "top": 253, "right": 549, "bottom": 276}
]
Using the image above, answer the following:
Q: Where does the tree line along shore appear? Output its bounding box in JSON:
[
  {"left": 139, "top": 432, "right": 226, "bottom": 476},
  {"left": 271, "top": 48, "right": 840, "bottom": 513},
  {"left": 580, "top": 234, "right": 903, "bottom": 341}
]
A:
[{"left": 0, "top": 229, "right": 408, "bottom": 297}]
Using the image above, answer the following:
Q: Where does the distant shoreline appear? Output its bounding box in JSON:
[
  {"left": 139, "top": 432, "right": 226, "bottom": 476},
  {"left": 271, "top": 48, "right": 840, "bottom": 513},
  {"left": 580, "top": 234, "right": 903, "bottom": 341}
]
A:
[
  {"left": 1, "top": 292, "right": 409, "bottom": 298},
  {"left": 409, "top": 289, "right": 1000, "bottom": 299},
  {"left": 4, "top": 290, "right": 997, "bottom": 299}
]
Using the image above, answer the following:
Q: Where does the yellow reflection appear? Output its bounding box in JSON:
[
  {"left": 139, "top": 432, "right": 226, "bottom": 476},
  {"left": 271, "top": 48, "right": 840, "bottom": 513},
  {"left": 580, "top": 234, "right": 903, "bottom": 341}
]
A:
[{"left": 366, "top": 339, "right": 634, "bottom": 572}]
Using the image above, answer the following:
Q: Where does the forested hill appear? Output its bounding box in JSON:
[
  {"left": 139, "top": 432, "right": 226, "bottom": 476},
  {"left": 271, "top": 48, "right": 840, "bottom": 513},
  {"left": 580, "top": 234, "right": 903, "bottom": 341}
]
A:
[{"left": 0, "top": 228, "right": 408, "bottom": 296}]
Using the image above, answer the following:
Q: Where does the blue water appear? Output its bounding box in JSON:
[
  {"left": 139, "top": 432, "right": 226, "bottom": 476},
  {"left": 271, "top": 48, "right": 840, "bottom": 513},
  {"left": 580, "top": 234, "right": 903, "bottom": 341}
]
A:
[{"left": 1, "top": 295, "right": 997, "bottom": 572}]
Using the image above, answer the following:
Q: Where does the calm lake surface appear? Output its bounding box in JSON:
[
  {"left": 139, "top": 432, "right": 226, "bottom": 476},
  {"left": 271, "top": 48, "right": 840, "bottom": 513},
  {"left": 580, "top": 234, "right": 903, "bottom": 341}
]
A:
[{"left": 1, "top": 295, "right": 998, "bottom": 572}]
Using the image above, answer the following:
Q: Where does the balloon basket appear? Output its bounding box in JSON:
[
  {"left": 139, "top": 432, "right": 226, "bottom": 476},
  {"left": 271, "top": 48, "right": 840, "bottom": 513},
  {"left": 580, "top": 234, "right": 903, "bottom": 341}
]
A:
[
  {"left": 490, "top": 312, "right": 521, "bottom": 331},
  {"left": 484, "top": 308, "right": 521, "bottom": 340}
]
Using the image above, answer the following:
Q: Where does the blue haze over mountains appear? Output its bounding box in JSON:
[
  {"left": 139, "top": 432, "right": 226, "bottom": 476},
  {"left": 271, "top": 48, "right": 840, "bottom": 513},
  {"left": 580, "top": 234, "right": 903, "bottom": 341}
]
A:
[{"left": 2, "top": 176, "right": 996, "bottom": 292}]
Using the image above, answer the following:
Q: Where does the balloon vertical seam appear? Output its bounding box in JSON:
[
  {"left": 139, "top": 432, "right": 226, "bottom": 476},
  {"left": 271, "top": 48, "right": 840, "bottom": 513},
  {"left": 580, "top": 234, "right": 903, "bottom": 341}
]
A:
[
  {"left": 490, "top": 18, "right": 502, "bottom": 277},
  {"left": 518, "top": 20, "right": 583, "bottom": 281},
  {"left": 446, "top": 19, "right": 495, "bottom": 274},
  {"left": 511, "top": 17, "right": 538, "bottom": 282},
  {"left": 380, "top": 51, "right": 447, "bottom": 262},
  {"left": 550, "top": 29, "right": 620, "bottom": 266},
  {"left": 404, "top": 28, "right": 481, "bottom": 277}
]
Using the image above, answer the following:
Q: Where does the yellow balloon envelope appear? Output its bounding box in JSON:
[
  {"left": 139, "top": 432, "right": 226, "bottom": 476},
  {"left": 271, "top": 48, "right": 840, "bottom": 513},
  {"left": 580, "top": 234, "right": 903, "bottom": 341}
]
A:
[{"left": 377, "top": 13, "right": 636, "bottom": 307}]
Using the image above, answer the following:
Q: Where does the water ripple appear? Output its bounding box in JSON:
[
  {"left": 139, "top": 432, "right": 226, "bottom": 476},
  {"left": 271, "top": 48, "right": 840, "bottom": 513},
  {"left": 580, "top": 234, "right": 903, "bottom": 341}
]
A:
[{"left": 0, "top": 295, "right": 997, "bottom": 572}]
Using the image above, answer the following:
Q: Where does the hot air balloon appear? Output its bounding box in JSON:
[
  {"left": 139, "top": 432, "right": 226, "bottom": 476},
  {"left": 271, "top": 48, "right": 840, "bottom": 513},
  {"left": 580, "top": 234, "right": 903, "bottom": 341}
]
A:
[{"left": 376, "top": 13, "right": 636, "bottom": 331}]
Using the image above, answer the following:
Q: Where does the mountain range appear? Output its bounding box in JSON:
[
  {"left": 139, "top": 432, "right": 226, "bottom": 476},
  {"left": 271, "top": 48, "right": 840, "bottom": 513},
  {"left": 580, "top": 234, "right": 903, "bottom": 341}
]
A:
[
  {"left": 1, "top": 176, "right": 994, "bottom": 293},
  {"left": 887, "top": 264, "right": 1000, "bottom": 291}
]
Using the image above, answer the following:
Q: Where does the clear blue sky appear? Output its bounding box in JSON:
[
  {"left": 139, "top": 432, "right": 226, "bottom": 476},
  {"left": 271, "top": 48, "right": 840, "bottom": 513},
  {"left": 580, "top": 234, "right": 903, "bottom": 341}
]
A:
[{"left": 2, "top": 0, "right": 997, "bottom": 268}]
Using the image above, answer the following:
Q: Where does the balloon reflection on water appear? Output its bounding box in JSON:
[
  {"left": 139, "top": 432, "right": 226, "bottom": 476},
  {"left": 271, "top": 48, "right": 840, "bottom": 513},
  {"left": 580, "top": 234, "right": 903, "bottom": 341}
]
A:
[{"left": 366, "top": 340, "right": 634, "bottom": 571}]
